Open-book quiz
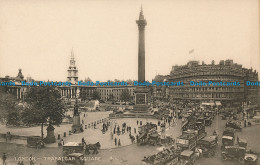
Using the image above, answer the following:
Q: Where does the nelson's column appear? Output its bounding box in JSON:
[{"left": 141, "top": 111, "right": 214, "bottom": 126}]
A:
[{"left": 131, "top": 7, "right": 150, "bottom": 115}]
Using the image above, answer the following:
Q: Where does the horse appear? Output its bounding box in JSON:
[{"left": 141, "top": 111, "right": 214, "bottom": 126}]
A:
[
  {"left": 129, "top": 134, "right": 135, "bottom": 144},
  {"left": 194, "top": 147, "right": 202, "bottom": 159},
  {"left": 85, "top": 142, "right": 101, "bottom": 154}
]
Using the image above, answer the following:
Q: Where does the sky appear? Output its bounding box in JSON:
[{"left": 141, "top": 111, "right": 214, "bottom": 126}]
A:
[{"left": 0, "top": 0, "right": 259, "bottom": 82}]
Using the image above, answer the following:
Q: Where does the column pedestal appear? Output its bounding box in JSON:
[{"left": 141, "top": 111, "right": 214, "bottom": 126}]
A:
[{"left": 71, "top": 115, "right": 83, "bottom": 133}]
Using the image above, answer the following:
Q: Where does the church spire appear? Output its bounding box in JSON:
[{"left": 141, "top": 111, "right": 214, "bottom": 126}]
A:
[
  {"left": 139, "top": 5, "right": 144, "bottom": 20},
  {"left": 67, "top": 48, "right": 78, "bottom": 84},
  {"left": 71, "top": 47, "right": 74, "bottom": 60}
]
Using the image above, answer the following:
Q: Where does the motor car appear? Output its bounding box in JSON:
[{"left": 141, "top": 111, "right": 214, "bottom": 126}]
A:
[
  {"left": 238, "top": 139, "right": 247, "bottom": 148},
  {"left": 244, "top": 154, "right": 258, "bottom": 165},
  {"left": 222, "top": 128, "right": 235, "bottom": 139},
  {"left": 177, "top": 150, "right": 196, "bottom": 165},
  {"left": 27, "top": 136, "right": 44, "bottom": 149},
  {"left": 221, "top": 146, "right": 246, "bottom": 162},
  {"left": 196, "top": 116, "right": 205, "bottom": 125},
  {"left": 142, "top": 149, "right": 180, "bottom": 165},
  {"left": 225, "top": 120, "right": 242, "bottom": 131},
  {"left": 198, "top": 136, "right": 217, "bottom": 157},
  {"left": 204, "top": 117, "right": 212, "bottom": 126},
  {"left": 221, "top": 136, "right": 234, "bottom": 150}
]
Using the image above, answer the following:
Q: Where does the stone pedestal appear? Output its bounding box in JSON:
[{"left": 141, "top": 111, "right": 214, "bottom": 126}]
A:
[
  {"left": 131, "top": 86, "right": 150, "bottom": 113},
  {"left": 71, "top": 115, "right": 83, "bottom": 133},
  {"left": 44, "top": 125, "right": 56, "bottom": 143}
]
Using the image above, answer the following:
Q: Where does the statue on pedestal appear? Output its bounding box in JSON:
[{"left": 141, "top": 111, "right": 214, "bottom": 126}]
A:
[
  {"left": 71, "top": 92, "right": 83, "bottom": 133},
  {"left": 74, "top": 99, "right": 79, "bottom": 116}
]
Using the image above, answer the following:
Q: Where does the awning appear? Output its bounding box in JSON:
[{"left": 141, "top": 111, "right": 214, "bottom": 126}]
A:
[{"left": 202, "top": 102, "right": 215, "bottom": 106}]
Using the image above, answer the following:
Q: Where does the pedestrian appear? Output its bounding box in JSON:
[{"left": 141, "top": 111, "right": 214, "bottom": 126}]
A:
[
  {"left": 244, "top": 120, "right": 247, "bottom": 127},
  {"left": 82, "top": 137, "right": 85, "bottom": 145},
  {"left": 82, "top": 120, "right": 84, "bottom": 124},
  {"left": 2, "top": 153, "right": 6, "bottom": 165},
  {"left": 118, "top": 139, "right": 121, "bottom": 146},
  {"left": 29, "top": 154, "right": 34, "bottom": 165},
  {"left": 237, "top": 136, "right": 239, "bottom": 143},
  {"left": 134, "top": 128, "right": 136, "bottom": 134},
  {"left": 140, "top": 121, "right": 142, "bottom": 125},
  {"left": 5, "top": 132, "right": 7, "bottom": 142},
  {"left": 115, "top": 137, "right": 117, "bottom": 146},
  {"left": 137, "top": 120, "right": 139, "bottom": 125}
]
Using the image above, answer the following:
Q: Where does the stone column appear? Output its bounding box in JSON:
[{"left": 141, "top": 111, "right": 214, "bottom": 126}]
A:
[
  {"left": 16, "top": 88, "right": 19, "bottom": 99},
  {"left": 20, "top": 88, "right": 22, "bottom": 99},
  {"left": 136, "top": 8, "right": 147, "bottom": 82}
]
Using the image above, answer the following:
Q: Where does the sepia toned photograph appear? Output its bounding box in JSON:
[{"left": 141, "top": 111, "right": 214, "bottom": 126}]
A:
[{"left": 0, "top": 0, "right": 260, "bottom": 164}]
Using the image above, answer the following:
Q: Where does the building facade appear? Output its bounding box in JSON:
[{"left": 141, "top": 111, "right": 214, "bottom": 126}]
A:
[
  {"left": 166, "top": 60, "right": 259, "bottom": 107},
  {"left": 97, "top": 86, "right": 135, "bottom": 102}
]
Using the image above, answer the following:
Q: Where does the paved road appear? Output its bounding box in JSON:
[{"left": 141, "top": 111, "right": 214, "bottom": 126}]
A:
[{"left": 1, "top": 115, "right": 260, "bottom": 165}]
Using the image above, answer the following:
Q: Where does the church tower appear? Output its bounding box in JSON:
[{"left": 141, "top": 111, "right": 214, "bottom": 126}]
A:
[{"left": 67, "top": 49, "right": 78, "bottom": 84}]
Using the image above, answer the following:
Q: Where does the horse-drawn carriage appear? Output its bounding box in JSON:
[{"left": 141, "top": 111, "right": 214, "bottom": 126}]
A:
[
  {"left": 84, "top": 142, "right": 101, "bottom": 155},
  {"left": 147, "top": 133, "right": 161, "bottom": 146},
  {"left": 63, "top": 141, "right": 101, "bottom": 156},
  {"left": 63, "top": 142, "right": 84, "bottom": 156},
  {"left": 27, "top": 136, "right": 45, "bottom": 149},
  {"left": 161, "top": 136, "right": 175, "bottom": 146}
]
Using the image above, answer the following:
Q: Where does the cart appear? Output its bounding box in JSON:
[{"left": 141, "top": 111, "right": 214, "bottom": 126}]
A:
[{"left": 27, "top": 136, "right": 44, "bottom": 149}]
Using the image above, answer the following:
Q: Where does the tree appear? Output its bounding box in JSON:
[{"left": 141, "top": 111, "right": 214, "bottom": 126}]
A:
[
  {"left": 92, "top": 90, "right": 101, "bottom": 100},
  {"left": 120, "top": 89, "right": 131, "bottom": 103},
  {"left": 0, "top": 86, "right": 17, "bottom": 123},
  {"left": 6, "top": 106, "right": 20, "bottom": 126},
  {"left": 80, "top": 89, "right": 88, "bottom": 101},
  {"left": 22, "top": 86, "right": 66, "bottom": 139}
]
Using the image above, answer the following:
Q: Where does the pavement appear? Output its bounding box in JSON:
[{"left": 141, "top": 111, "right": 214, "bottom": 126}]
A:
[
  {"left": 0, "top": 111, "right": 111, "bottom": 147},
  {"left": 0, "top": 110, "right": 179, "bottom": 150},
  {"left": 1, "top": 113, "right": 260, "bottom": 165}
]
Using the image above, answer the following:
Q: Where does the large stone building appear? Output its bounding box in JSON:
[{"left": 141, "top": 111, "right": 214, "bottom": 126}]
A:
[
  {"left": 97, "top": 86, "right": 135, "bottom": 102},
  {"left": 166, "top": 60, "right": 259, "bottom": 107}
]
